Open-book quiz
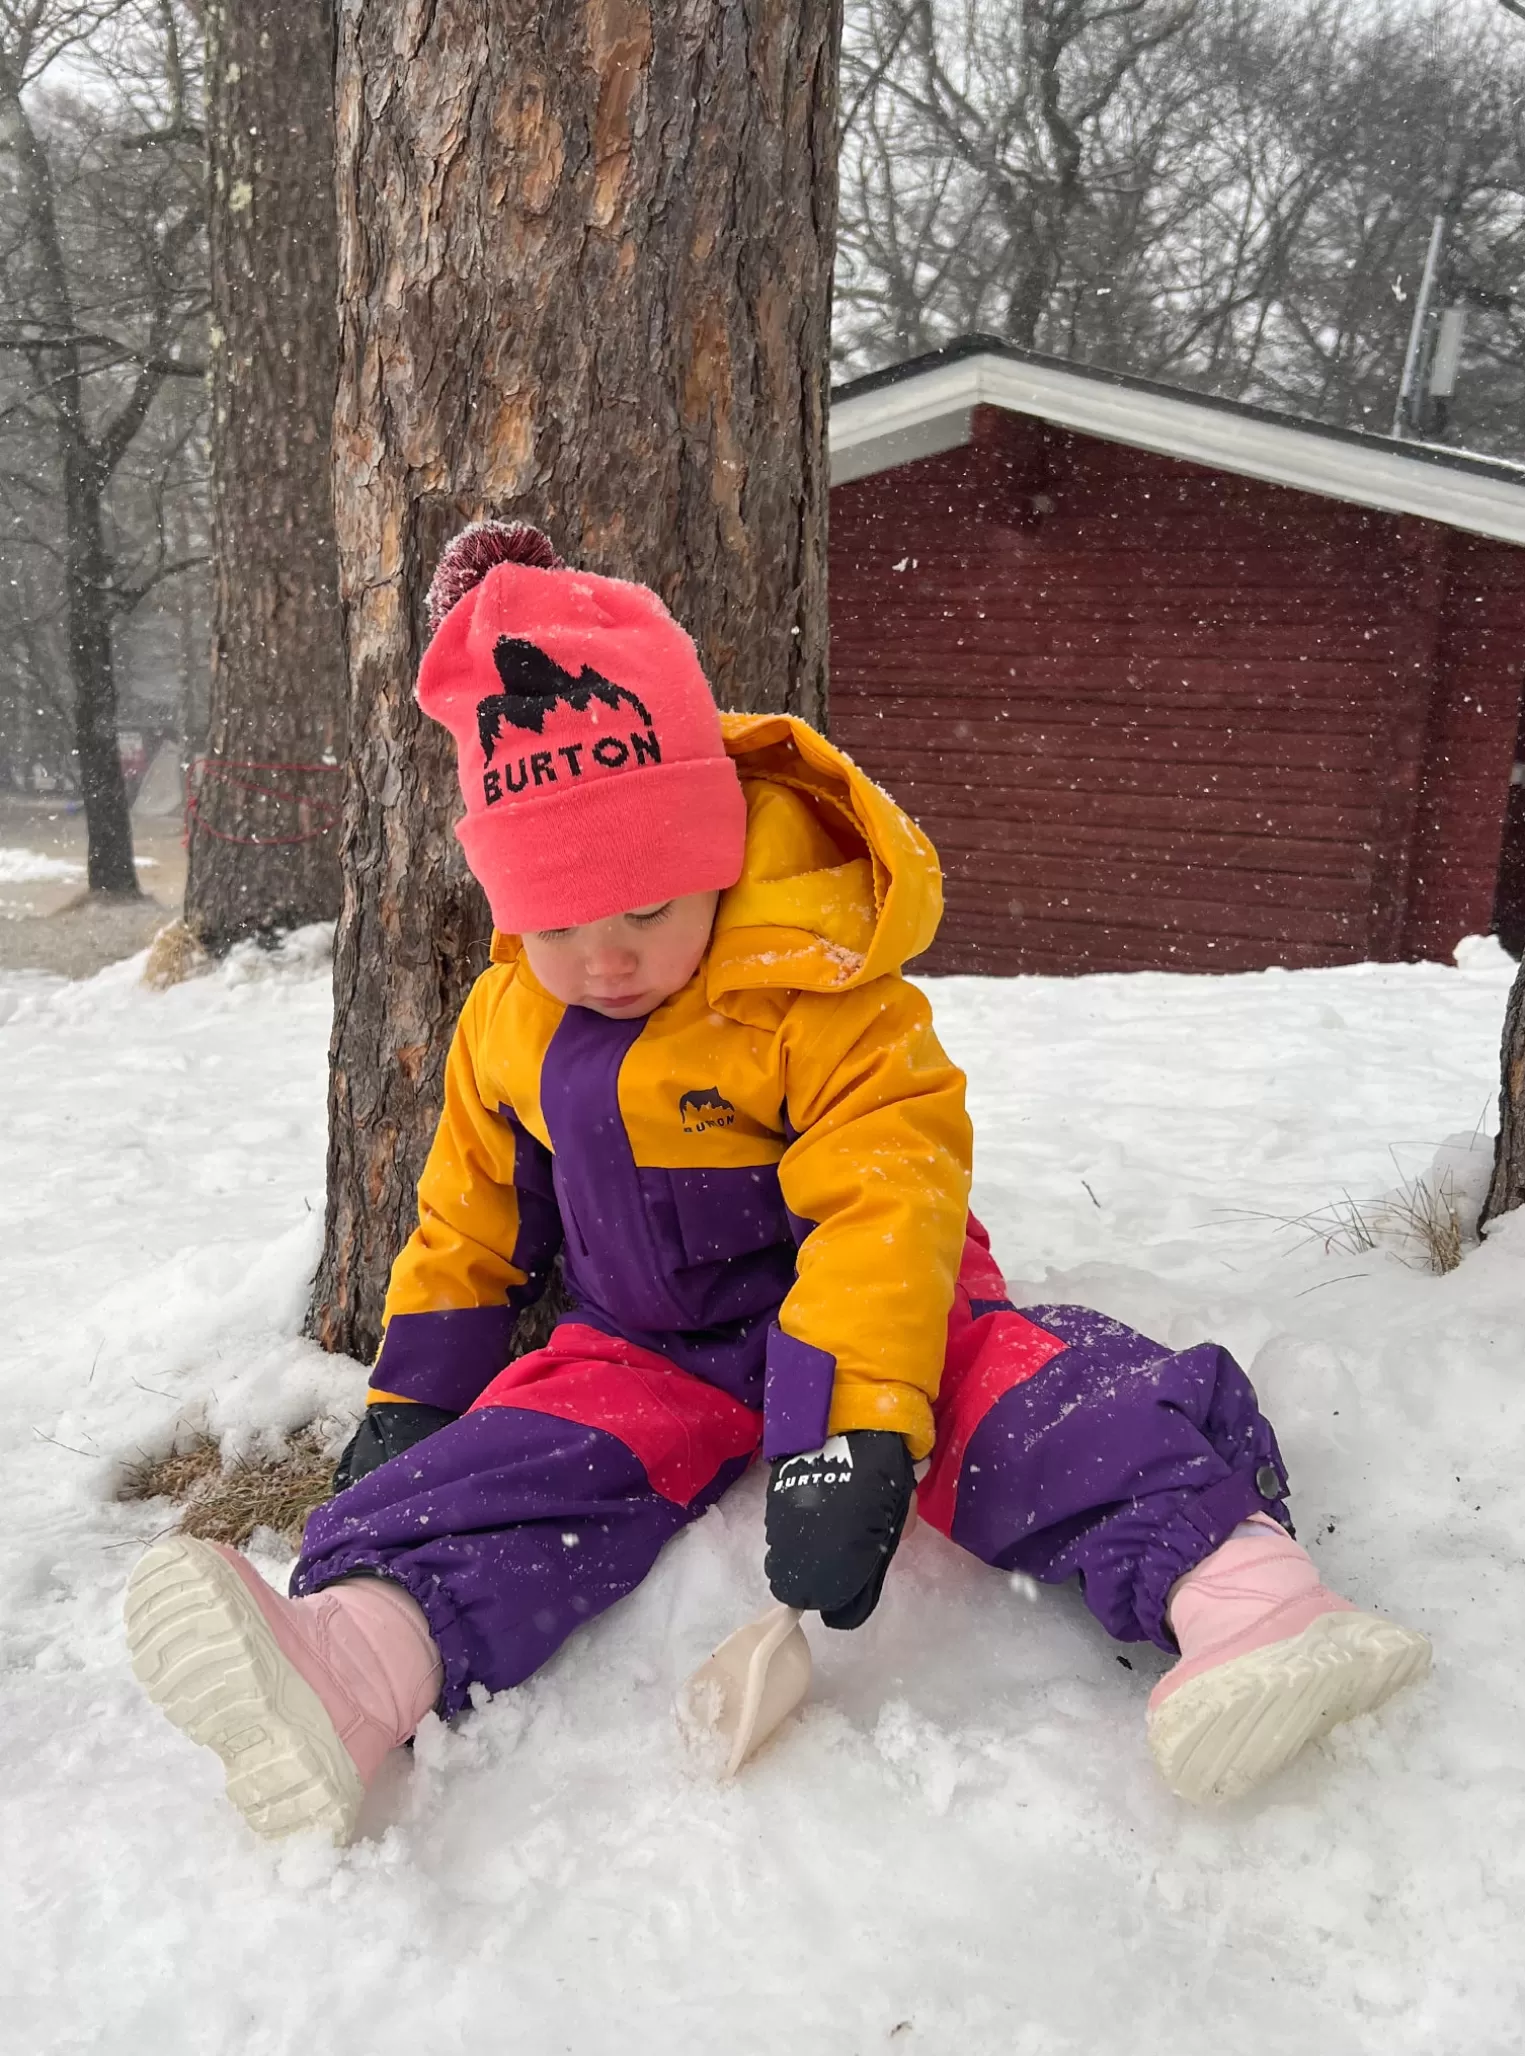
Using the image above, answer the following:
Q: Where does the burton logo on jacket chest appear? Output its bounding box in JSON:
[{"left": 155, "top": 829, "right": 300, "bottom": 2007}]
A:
[{"left": 680, "top": 1087, "right": 736, "bottom": 1135}]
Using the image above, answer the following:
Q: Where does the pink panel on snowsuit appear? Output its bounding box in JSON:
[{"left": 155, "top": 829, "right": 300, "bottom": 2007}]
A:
[{"left": 471, "top": 1320, "right": 762, "bottom": 1507}]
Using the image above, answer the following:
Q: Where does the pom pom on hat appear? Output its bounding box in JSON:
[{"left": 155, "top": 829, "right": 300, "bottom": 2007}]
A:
[
  {"left": 416, "top": 521, "right": 747, "bottom": 934},
  {"left": 426, "top": 520, "right": 566, "bottom": 638}
]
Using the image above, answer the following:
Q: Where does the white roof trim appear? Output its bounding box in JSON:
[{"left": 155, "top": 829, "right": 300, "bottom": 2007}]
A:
[{"left": 828, "top": 351, "right": 1525, "bottom": 547}]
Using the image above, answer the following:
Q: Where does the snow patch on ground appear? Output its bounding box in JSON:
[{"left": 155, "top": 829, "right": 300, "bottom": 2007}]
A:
[
  {"left": 3, "top": 930, "right": 1523, "bottom": 2053},
  {"left": 0, "top": 845, "right": 85, "bottom": 883},
  {"left": 0, "top": 845, "right": 158, "bottom": 884}
]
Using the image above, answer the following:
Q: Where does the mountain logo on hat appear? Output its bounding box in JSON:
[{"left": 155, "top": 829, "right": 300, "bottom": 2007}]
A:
[{"left": 477, "top": 637, "right": 655, "bottom": 759}]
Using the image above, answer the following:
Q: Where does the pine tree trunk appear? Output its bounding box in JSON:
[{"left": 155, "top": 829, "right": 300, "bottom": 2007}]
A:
[
  {"left": 184, "top": 0, "right": 347, "bottom": 953},
  {"left": 1481, "top": 953, "right": 1525, "bottom": 1231},
  {"left": 309, "top": 0, "right": 842, "bottom": 1362}
]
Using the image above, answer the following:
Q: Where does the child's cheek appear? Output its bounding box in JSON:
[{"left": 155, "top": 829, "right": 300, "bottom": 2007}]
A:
[{"left": 523, "top": 940, "right": 582, "bottom": 1007}]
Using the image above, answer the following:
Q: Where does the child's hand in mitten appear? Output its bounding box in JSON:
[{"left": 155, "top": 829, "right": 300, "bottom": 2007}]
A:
[
  {"left": 763, "top": 1430, "right": 915, "bottom": 1628},
  {"left": 332, "top": 1402, "right": 459, "bottom": 1494}
]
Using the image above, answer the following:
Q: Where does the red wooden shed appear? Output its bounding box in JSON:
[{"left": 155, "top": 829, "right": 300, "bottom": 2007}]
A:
[{"left": 826, "top": 339, "right": 1525, "bottom": 976}]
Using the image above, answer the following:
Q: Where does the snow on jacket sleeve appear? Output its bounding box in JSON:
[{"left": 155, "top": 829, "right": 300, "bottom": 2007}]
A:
[
  {"left": 769, "top": 973, "right": 973, "bottom": 1463},
  {"left": 366, "top": 972, "right": 562, "bottom": 1414}
]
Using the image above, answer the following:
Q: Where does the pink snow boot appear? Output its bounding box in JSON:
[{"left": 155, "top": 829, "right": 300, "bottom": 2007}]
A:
[
  {"left": 124, "top": 1535, "right": 443, "bottom": 1844},
  {"left": 1146, "top": 1515, "right": 1430, "bottom": 1804}
]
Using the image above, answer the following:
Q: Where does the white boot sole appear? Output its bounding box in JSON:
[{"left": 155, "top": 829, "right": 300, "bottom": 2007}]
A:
[
  {"left": 1147, "top": 1610, "right": 1432, "bottom": 1805},
  {"left": 124, "top": 1536, "right": 365, "bottom": 1844}
]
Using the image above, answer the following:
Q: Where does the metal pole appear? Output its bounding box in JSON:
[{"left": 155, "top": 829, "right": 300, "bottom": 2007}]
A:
[
  {"left": 1393, "top": 213, "right": 1446, "bottom": 439},
  {"left": 1428, "top": 305, "right": 1467, "bottom": 399}
]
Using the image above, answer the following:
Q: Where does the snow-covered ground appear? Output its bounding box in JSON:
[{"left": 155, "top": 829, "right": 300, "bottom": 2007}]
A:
[
  {"left": 4, "top": 932, "right": 1523, "bottom": 2054},
  {"left": 0, "top": 846, "right": 86, "bottom": 884},
  {"left": 0, "top": 844, "right": 158, "bottom": 885}
]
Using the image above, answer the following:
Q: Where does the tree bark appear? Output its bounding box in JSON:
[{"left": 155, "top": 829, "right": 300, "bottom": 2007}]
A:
[
  {"left": 67, "top": 443, "right": 140, "bottom": 895},
  {"left": 309, "top": 0, "right": 841, "bottom": 1363},
  {"left": 1481, "top": 953, "right": 1525, "bottom": 1231},
  {"left": 184, "top": 0, "right": 348, "bottom": 951}
]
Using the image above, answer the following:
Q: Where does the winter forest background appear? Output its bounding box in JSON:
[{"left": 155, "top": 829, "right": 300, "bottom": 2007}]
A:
[{"left": 4, "top": 0, "right": 1525, "bottom": 800}]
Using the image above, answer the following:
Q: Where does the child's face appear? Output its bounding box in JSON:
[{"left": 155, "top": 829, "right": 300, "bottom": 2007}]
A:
[{"left": 521, "top": 890, "right": 721, "bottom": 1019}]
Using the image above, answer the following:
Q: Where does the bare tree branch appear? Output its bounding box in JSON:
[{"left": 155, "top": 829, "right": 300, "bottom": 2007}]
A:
[
  {"left": 836, "top": 0, "right": 1525, "bottom": 460},
  {"left": 0, "top": 0, "right": 205, "bottom": 854}
]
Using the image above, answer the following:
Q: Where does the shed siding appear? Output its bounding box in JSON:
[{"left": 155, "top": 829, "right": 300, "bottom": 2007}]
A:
[
  {"left": 829, "top": 408, "right": 1520, "bottom": 976},
  {"left": 1402, "top": 535, "right": 1525, "bottom": 959}
]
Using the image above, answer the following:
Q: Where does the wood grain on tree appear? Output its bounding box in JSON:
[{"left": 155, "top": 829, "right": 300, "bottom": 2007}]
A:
[
  {"left": 185, "top": 0, "right": 348, "bottom": 951},
  {"left": 310, "top": 0, "right": 841, "bottom": 1362}
]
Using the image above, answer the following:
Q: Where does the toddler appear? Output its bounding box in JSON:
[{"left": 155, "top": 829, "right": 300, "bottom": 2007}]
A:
[{"left": 125, "top": 522, "right": 1430, "bottom": 1842}]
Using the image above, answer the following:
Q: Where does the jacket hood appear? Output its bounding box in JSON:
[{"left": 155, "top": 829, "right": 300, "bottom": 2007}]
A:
[
  {"left": 488, "top": 713, "right": 943, "bottom": 1001},
  {"left": 704, "top": 712, "right": 942, "bottom": 1005}
]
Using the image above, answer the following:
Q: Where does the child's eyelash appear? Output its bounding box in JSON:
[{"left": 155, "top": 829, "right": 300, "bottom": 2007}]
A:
[{"left": 627, "top": 904, "right": 673, "bottom": 927}]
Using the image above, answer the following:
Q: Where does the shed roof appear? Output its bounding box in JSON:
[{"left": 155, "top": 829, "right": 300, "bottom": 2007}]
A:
[{"left": 829, "top": 336, "right": 1525, "bottom": 548}]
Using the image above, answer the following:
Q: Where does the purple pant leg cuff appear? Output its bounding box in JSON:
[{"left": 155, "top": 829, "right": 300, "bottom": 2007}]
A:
[
  {"left": 291, "top": 1551, "right": 473, "bottom": 1721},
  {"left": 762, "top": 1325, "right": 836, "bottom": 1459},
  {"left": 1134, "top": 1467, "right": 1292, "bottom": 1648}
]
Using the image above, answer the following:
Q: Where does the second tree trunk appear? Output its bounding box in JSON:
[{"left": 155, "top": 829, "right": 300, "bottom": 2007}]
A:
[{"left": 184, "top": 0, "right": 348, "bottom": 952}]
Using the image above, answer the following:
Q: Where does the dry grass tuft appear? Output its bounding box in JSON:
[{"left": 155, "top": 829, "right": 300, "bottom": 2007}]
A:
[
  {"left": 1225, "top": 1191, "right": 1379, "bottom": 1261},
  {"left": 1386, "top": 1167, "right": 1464, "bottom": 1276},
  {"left": 1229, "top": 1169, "right": 1466, "bottom": 1277},
  {"left": 122, "top": 1436, "right": 224, "bottom": 1506},
  {"left": 141, "top": 918, "right": 211, "bottom": 991},
  {"left": 119, "top": 1427, "right": 336, "bottom": 1548},
  {"left": 1292, "top": 1192, "right": 1381, "bottom": 1260}
]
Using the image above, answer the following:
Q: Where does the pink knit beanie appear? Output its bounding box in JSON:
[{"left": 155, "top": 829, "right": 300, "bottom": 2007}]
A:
[{"left": 416, "top": 522, "right": 747, "bottom": 933}]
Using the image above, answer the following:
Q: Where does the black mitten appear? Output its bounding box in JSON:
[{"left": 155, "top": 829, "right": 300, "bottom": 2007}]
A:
[
  {"left": 764, "top": 1430, "right": 915, "bottom": 1629},
  {"left": 331, "top": 1401, "right": 459, "bottom": 1494}
]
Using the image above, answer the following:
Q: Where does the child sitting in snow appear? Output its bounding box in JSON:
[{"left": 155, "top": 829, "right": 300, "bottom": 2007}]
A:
[{"left": 124, "top": 522, "right": 1430, "bottom": 1844}]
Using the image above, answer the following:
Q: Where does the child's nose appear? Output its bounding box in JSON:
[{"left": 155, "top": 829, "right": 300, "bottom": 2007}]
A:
[{"left": 585, "top": 933, "right": 639, "bottom": 975}]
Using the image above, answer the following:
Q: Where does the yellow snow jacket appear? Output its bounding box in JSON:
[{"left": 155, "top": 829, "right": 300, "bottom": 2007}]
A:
[{"left": 368, "top": 714, "right": 973, "bottom": 1461}]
